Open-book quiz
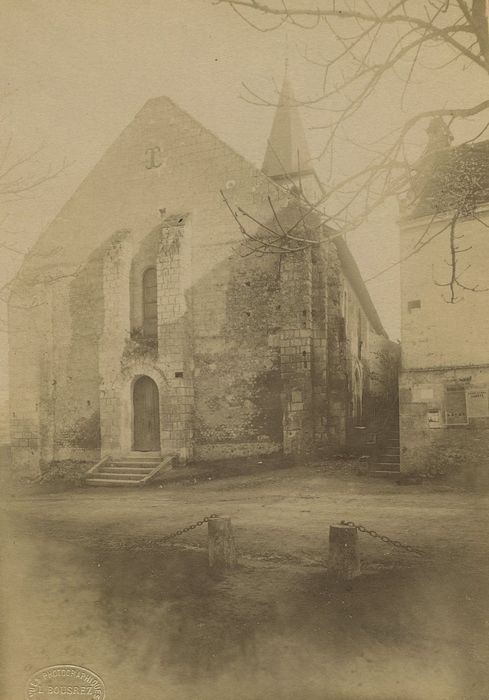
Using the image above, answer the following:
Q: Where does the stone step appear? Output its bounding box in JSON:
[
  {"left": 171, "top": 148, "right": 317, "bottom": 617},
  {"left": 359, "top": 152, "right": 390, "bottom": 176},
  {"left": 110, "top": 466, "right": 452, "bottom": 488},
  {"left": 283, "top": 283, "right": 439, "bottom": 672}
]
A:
[
  {"left": 125, "top": 451, "right": 161, "bottom": 459},
  {"left": 85, "top": 454, "right": 175, "bottom": 486},
  {"left": 96, "top": 471, "right": 148, "bottom": 480},
  {"left": 86, "top": 478, "right": 142, "bottom": 486},
  {"left": 369, "top": 470, "right": 401, "bottom": 478},
  {"left": 108, "top": 464, "right": 155, "bottom": 472},
  {"left": 116, "top": 457, "right": 161, "bottom": 464}
]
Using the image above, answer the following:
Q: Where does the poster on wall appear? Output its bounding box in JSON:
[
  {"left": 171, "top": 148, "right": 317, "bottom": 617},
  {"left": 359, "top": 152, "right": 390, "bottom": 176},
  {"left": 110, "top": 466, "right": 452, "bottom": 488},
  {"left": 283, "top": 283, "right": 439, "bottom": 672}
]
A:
[
  {"left": 466, "top": 387, "right": 489, "bottom": 418},
  {"left": 427, "top": 408, "right": 442, "bottom": 428},
  {"left": 445, "top": 387, "right": 468, "bottom": 425}
]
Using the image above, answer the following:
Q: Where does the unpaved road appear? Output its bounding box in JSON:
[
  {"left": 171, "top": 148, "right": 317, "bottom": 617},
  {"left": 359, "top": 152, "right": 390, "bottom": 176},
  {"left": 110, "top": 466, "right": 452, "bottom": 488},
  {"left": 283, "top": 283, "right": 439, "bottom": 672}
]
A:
[{"left": 2, "top": 466, "right": 489, "bottom": 700}]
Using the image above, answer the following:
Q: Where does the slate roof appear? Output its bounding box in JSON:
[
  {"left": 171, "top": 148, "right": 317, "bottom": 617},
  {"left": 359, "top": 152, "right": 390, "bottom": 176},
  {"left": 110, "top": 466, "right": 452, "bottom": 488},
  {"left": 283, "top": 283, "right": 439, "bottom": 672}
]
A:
[
  {"left": 262, "top": 77, "right": 314, "bottom": 180},
  {"left": 334, "top": 235, "right": 387, "bottom": 337}
]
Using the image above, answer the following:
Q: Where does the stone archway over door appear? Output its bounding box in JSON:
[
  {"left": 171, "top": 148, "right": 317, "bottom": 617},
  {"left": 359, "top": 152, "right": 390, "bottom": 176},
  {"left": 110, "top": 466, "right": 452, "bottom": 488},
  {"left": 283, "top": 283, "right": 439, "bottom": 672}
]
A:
[{"left": 133, "top": 376, "right": 161, "bottom": 451}]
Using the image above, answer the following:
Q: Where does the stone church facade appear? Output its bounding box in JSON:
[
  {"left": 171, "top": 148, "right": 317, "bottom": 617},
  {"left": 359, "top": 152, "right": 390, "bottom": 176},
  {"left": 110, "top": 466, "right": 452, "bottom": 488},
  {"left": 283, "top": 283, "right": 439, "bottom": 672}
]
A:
[{"left": 9, "top": 81, "right": 391, "bottom": 476}]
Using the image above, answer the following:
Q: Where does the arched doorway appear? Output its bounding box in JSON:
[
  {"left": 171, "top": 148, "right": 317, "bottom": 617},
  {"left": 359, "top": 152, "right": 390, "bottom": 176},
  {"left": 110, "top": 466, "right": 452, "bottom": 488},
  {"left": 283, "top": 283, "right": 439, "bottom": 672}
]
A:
[{"left": 133, "top": 376, "right": 161, "bottom": 451}]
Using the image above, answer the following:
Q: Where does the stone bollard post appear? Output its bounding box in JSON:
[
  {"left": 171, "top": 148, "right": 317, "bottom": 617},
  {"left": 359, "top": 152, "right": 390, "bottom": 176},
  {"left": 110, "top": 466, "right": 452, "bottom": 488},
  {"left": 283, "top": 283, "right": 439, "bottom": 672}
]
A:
[
  {"left": 328, "top": 524, "right": 361, "bottom": 579},
  {"left": 208, "top": 516, "right": 238, "bottom": 569}
]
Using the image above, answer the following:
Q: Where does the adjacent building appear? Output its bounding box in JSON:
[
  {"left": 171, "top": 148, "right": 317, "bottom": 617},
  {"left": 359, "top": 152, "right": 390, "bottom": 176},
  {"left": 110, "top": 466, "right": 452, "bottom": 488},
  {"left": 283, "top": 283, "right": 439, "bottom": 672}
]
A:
[{"left": 399, "top": 124, "right": 489, "bottom": 480}]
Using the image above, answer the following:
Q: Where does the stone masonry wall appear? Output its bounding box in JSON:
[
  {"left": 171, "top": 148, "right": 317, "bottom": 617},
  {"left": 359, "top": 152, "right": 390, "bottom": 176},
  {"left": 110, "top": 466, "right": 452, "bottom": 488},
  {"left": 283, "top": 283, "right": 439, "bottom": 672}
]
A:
[
  {"left": 279, "top": 245, "right": 314, "bottom": 456},
  {"left": 156, "top": 215, "right": 194, "bottom": 460},
  {"left": 99, "top": 231, "right": 133, "bottom": 457},
  {"left": 326, "top": 243, "right": 349, "bottom": 447},
  {"left": 192, "top": 249, "right": 283, "bottom": 459},
  {"left": 310, "top": 245, "right": 329, "bottom": 453}
]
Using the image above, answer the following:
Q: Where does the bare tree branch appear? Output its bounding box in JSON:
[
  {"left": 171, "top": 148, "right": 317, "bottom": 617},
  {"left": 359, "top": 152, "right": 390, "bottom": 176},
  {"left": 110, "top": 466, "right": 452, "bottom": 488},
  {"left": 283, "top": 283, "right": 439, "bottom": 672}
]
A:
[{"left": 214, "top": 0, "right": 489, "bottom": 301}]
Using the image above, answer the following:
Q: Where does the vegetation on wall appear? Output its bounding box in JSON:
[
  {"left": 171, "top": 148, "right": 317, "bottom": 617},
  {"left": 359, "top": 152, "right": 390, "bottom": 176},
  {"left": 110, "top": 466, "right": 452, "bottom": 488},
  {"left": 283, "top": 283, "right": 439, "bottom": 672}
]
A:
[
  {"left": 122, "top": 328, "right": 158, "bottom": 365},
  {"left": 59, "top": 411, "right": 101, "bottom": 449},
  {"left": 194, "top": 349, "right": 282, "bottom": 445},
  {"left": 366, "top": 348, "right": 401, "bottom": 408},
  {"left": 40, "top": 460, "right": 91, "bottom": 483},
  {"left": 423, "top": 445, "right": 466, "bottom": 478}
]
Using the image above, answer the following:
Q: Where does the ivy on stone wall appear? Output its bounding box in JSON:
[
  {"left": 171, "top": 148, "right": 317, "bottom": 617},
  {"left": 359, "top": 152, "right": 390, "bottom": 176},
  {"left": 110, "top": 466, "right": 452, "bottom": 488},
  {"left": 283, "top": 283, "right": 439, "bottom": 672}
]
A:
[
  {"left": 58, "top": 411, "right": 101, "bottom": 449},
  {"left": 429, "top": 147, "right": 486, "bottom": 218},
  {"left": 122, "top": 330, "right": 158, "bottom": 366}
]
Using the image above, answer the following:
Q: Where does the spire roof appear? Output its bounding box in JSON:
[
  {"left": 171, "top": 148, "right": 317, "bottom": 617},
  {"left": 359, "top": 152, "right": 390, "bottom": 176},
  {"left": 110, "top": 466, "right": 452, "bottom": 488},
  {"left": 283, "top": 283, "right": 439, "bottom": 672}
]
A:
[{"left": 262, "top": 77, "right": 314, "bottom": 179}]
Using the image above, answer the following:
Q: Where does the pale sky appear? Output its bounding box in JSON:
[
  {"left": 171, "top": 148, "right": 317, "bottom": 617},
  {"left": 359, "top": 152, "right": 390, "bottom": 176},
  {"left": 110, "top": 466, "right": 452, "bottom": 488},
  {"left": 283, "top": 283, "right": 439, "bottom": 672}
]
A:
[{"left": 0, "top": 0, "right": 486, "bottom": 385}]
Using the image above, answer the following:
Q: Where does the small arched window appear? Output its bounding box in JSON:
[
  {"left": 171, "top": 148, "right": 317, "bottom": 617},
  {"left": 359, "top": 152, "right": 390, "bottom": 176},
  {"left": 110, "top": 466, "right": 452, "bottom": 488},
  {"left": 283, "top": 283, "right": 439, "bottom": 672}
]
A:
[{"left": 142, "top": 267, "right": 157, "bottom": 337}]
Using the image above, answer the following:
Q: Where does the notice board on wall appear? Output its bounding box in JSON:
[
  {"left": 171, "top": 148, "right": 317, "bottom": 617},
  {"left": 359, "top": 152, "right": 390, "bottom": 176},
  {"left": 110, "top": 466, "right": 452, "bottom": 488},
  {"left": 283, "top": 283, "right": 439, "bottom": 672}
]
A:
[
  {"left": 427, "top": 408, "right": 442, "bottom": 428},
  {"left": 466, "top": 387, "right": 489, "bottom": 418},
  {"left": 445, "top": 386, "right": 468, "bottom": 425}
]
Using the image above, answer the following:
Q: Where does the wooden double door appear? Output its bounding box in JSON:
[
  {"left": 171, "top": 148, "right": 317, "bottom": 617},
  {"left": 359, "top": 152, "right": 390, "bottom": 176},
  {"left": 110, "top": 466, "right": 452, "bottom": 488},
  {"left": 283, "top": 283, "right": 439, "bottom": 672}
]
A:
[{"left": 133, "top": 376, "right": 161, "bottom": 451}]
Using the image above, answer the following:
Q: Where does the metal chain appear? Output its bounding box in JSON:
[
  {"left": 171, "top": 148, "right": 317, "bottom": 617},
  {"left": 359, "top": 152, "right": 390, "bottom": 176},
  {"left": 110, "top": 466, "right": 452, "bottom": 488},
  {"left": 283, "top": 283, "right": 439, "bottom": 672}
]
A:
[
  {"left": 160, "top": 513, "right": 219, "bottom": 543},
  {"left": 341, "top": 520, "right": 424, "bottom": 556}
]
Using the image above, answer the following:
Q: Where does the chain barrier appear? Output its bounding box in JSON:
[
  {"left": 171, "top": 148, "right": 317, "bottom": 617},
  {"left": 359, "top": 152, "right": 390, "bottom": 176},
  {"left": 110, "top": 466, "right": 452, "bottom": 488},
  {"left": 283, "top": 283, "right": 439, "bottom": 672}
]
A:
[
  {"left": 160, "top": 513, "right": 219, "bottom": 543},
  {"left": 341, "top": 520, "right": 424, "bottom": 557}
]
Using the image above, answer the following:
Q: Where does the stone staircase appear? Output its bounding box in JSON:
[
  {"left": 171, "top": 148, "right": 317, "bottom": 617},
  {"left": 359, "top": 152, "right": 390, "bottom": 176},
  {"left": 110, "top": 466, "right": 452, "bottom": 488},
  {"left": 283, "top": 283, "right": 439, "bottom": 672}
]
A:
[
  {"left": 85, "top": 453, "right": 176, "bottom": 486},
  {"left": 370, "top": 424, "right": 401, "bottom": 477}
]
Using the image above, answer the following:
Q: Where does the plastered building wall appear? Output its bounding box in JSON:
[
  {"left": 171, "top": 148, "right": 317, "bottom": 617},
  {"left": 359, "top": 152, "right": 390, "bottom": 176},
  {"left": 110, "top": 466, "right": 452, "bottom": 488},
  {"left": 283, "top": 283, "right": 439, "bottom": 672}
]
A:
[{"left": 399, "top": 209, "right": 489, "bottom": 478}]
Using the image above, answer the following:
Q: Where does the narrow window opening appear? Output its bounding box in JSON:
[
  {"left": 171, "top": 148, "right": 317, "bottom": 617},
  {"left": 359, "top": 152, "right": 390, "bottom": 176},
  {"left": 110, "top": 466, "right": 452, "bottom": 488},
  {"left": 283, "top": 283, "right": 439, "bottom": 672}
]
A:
[
  {"left": 143, "top": 267, "right": 158, "bottom": 338},
  {"left": 357, "top": 309, "right": 363, "bottom": 359}
]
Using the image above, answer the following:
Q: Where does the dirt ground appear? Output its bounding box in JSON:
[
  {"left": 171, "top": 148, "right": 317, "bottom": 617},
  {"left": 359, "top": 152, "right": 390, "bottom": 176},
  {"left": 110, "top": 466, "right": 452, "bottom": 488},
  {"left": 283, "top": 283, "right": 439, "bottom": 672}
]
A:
[{"left": 2, "top": 465, "right": 489, "bottom": 700}]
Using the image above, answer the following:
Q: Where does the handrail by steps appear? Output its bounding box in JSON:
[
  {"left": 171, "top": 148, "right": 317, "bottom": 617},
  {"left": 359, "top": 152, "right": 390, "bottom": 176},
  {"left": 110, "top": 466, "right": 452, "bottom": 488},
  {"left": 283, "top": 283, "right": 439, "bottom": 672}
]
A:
[
  {"left": 85, "top": 455, "right": 109, "bottom": 478},
  {"left": 140, "top": 454, "right": 177, "bottom": 485}
]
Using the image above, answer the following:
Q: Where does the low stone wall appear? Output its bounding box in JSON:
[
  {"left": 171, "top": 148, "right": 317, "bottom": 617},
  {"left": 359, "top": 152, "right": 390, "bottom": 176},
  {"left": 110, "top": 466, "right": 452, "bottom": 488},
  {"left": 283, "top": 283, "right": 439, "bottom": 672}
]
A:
[{"left": 193, "top": 441, "right": 281, "bottom": 462}]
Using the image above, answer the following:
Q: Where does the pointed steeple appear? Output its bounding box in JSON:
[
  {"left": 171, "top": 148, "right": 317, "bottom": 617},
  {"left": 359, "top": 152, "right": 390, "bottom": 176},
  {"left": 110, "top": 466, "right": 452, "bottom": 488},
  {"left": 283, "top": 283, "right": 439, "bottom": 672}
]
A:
[{"left": 262, "top": 77, "right": 314, "bottom": 180}]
